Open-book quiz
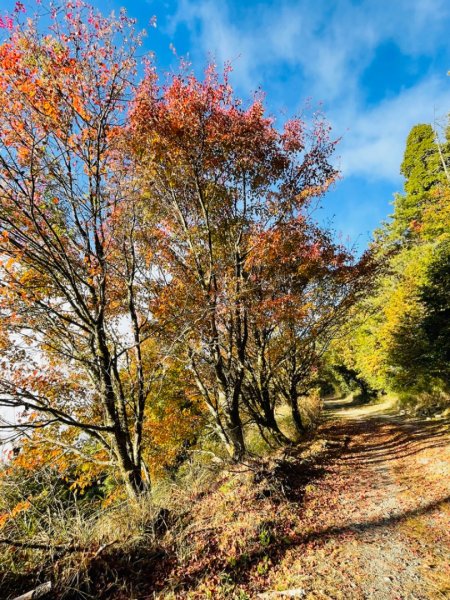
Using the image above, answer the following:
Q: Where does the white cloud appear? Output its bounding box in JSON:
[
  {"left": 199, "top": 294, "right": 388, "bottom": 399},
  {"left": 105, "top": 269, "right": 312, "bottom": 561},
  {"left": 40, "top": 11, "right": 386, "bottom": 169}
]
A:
[
  {"left": 167, "top": 0, "right": 450, "bottom": 183},
  {"left": 336, "top": 77, "right": 450, "bottom": 180}
]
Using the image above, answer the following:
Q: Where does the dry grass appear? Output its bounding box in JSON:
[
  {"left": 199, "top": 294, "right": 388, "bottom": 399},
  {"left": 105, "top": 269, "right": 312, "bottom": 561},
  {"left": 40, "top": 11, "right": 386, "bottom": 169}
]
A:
[{"left": 3, "top": 396, "right": 447, "bottom": 599}]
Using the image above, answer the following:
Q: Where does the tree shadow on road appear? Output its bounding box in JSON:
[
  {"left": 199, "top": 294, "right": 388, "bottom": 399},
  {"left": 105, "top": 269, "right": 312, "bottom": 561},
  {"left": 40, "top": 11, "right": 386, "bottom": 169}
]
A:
[{"left": 333, "top": 416, "right": 450, "bottom": 465}]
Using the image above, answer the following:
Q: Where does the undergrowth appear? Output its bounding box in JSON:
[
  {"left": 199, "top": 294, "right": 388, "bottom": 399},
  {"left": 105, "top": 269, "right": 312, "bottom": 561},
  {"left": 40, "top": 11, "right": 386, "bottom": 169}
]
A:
[{"left": 0, "top": 402, "right": 329, "bottom": 599}]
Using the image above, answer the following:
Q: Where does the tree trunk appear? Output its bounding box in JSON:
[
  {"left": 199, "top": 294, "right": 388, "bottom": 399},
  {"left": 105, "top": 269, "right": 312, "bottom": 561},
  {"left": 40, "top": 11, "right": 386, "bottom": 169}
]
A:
[
  {"left": 223, "top": 400, "right": 246, "bottom": 461},
  {"left": 112, "top": 432, "right": 147, "bottom": 500},
  {"left": 291, "top": 396, "right": 305, "bottom": 435},
  {"left": 13, "top": 582, "right": 52, "bottom": 600},
  {"left": 263, "top": 407, "right": 291, "bottom": 445},
  {"left": 223, "top": 421, "right": 246, "bottom": 461},
  {"left": 122, "top": 464, "right": 147, "bottom": 500},
  {"left": 95, "top": 321, "right": 148, "bottom": 500}
]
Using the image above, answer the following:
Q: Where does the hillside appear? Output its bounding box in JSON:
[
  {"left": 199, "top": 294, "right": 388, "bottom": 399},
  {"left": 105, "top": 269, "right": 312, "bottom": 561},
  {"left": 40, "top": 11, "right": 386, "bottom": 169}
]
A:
[{"left": 3, "top": 397, "right": 448, "bottom": 599}]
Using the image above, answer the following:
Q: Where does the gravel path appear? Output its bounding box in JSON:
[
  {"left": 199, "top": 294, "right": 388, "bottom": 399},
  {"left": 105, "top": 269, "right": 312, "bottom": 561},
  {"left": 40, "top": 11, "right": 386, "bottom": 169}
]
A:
[{"left": 261, "top": 399, "right": 450, "bottom": 600}]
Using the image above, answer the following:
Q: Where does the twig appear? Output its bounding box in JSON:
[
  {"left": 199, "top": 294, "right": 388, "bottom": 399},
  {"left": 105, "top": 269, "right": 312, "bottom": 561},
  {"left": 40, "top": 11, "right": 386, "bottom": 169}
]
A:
[
  {"left": 0, "top": 538, "right": 82, "bottom": 552},
  {"left": 92, "top": 538, "right": 121, "bottom": 558},
  {"left": 12, "top": 581, "right": 52, "bottom": 600}
]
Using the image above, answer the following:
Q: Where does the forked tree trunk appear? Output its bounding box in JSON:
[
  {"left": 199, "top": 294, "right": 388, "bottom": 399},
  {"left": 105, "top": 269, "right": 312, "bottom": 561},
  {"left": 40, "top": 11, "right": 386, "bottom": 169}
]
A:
[
  {"left": 191, "top": 364, "right": 247, "bottom": 462},
  {"left": 96, "top": 320, "right": 149, "bottom": 500},
  {"left": 243, "top": 379, "right": 292, "bottom": 446},
  {"left": 263, "top": 406, "right": 291, "bottom": 445}
]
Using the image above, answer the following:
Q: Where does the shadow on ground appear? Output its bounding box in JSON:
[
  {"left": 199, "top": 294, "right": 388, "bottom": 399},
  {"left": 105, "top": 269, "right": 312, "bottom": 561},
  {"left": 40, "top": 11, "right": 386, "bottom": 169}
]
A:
[
  {"left": 163, "top": 406, "right": 450, "bottom": 596},
  {"left": 5, "top": 402, "right": 447, "bottom": 599}
]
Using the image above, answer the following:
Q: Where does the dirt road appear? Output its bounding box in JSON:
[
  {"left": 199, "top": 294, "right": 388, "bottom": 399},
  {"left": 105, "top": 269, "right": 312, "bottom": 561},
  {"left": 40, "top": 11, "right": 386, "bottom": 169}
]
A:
[{"left": 261, "top": 398, "right": 450, "bottom": 599}]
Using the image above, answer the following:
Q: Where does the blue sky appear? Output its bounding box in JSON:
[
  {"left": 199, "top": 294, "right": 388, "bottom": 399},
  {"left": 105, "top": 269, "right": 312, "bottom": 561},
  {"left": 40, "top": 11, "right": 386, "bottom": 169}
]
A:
[{"left": 7, "top": 0, "right": 450, "bottom": 248}]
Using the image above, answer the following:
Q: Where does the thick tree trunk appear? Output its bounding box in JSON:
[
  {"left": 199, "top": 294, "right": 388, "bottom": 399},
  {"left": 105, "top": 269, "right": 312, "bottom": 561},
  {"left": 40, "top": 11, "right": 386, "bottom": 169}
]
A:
[
  {"left": 116, "top": 451, "right": 147, "bottom": 500},
  {"left": 122, "top": 464, "right": 147, "bottom": 500},
  {"left": 291, "top": 396, "right": 305, "bottom": 435},
  {"left": 244, "top": 380, "right": 292, "bottom": 446},
  {"left": 219, "top": 400, "right": 247, "bottom": 462},
  {"left": 263, "top": 407, "right": 291, "bottom": 445},
  {"left": 111, "top": 428, "right": 148, "bottom": 500},
  {"left": 223, "top": 400, "right": 246, "bottom": 461},
  {"left": 223, "top": 423, "right": 246, "bottom": 461},
  {"left": 95, "top": 319, "right": 149, "bottom": 500}
]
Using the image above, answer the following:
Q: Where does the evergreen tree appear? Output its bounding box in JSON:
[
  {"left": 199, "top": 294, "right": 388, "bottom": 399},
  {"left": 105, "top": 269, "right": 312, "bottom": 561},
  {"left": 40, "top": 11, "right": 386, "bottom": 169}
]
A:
[
  {"left": 335, "top": 121, "right": 450, "bottom": 410},
  {"left": 391, "top": 123, "right": 449, "bottom": 241},
  {"left": 420, "top": 240, "right": 450, "bottom": 384}
]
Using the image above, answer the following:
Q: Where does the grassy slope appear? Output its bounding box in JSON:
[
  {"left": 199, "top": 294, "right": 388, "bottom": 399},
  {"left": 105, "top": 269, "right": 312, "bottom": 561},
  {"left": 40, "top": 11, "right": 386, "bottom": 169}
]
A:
[{"left": 2, "top": 398, "right": 449, "bottom": 599}]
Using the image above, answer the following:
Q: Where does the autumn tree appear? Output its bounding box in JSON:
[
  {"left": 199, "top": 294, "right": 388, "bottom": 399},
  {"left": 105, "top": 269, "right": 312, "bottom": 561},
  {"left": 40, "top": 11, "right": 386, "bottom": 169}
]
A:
[
  {"left": 244, "top": 219, "right": 376, "bottom": 435},
  {"left": 128, "top": 66, "right": 374, "bottom": 456},
  {"left": 0, "top": 1, "right": 380, "bottom": 487},
  {"left": 0, "top": 1, "right": 165, "bottom": 499}
]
